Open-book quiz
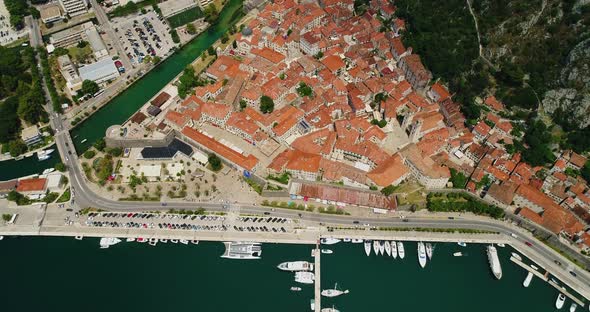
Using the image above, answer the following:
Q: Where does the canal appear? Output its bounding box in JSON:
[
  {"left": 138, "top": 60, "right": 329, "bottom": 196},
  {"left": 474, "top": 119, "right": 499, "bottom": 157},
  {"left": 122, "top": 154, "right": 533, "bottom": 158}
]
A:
[{"left": 0, "top": 0, "right": 243, "bottom": 181}]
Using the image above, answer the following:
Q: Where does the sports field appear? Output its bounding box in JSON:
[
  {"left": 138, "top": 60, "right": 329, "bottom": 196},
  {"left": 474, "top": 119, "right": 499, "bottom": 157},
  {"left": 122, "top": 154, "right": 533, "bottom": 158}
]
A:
[{"left": 167, "top": 7, "right": 204, "bottom": 28}]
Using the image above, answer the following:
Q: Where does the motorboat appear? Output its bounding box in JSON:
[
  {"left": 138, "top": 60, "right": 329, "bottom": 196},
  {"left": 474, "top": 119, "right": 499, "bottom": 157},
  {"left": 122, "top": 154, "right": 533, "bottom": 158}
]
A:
[
  {"left": 377, "top": 240, "right": 385, "bottom": 255},
  {"left": 37, "top": 152, "right": 50, "bottom": 161},
  {"left": 310, "top": 299, "right": 315, "bottom": 311},
  {"left": 425, "top": 243, "right": 433, "bottom": 260},
  {"left": 179, "top": 239, "right": 189, "bottom": 245},
  {"left": 277, "top": 261, "right": 314, "bottom": 272},
  {"left": 74, "top": 235, "right": 83, "bottom": 240},
  {"left": 531, "top": 264, "right": 539, "bottom": 271},
  {"left": 321, "top": 283, "right": 349, "bottom": 298},
  {"left": 523, "top": 272, "right": 533, "bottom": 287},
  {"left": 570, "top": 303, "right": 577, "bottom": 312},
  {"left": 321, "top": 307, "right": 340, "bottom": 312},
  {"left": 99, "top": 237, "right": 122, "bottom": 249},
  {"left": 342, "top": 238, "right": 351, "bottom": 243},
  {"left": 126, "top": 238, "right": 136, "bottom": 242},
  {"left": 80, "top": 139, "right": 88, "bottom": 143},
  {"left": 149, "top": 240, "right": 157, "bottom": 246},
  {"left": 321, "top": 249, "right": 333, "bottom": 254},
  {"left": 160, "top": 239, "right": 168, "bottom": 243},
  {"left": 42, "top": 168, "right": 55, "bottom": 175},
  {"left": 373, "top": 240, "right": 379, "bottom": 255},
  {"left": 364, "top": 240, "right": 371, "bottom": 256},
  {"left": 294, "top": 271, "right": 315, "bottom": 284},
  {"left": 487, "top": 245, "right": 502, "bottom": 280},
  {"left": 397, "top": 241, "right": 405, "bottom": 259},
  {"left": 555, "top": 293, "right": 566, "bottom": 309},
  {"left": 453, "top": 252, "right": 463, "bottom": 257},
  {"left": 391, "top": 241, "right": 398, "bottom": 258},
  {"left": 221, "top": 242, "right": 262, "bottom": 260},
  {"left": 511, "top": 252, "right": 522, "bottom": 261},
  {"left": 136, "top": 237, "right": 147, "bottom": 243},
  {"left": 170, "top": 239, "right": 179, "bottom": 243},
  {"left": 418, "top": 242, "right": 427, "bottom": 268},
  {"left": 351, "top": 238, "right": 363, "bottom": 243},
  {"left": 457, "top": 241, "right": 467, "bottom": 247},
  {"left": 384, "top": 241, "right": 391, "bottom": 256},
  {"left": 191, "top": 240, "right": 199, "bottom": 245},
  {"left": 320, "top": 238, "right": 341, "bottom": 245},
  {"left": 497, "top": 243, "right": 505, "bottom": 247},
  {"left": 290, "top": 286, "right": 302, "bottom": 292}
]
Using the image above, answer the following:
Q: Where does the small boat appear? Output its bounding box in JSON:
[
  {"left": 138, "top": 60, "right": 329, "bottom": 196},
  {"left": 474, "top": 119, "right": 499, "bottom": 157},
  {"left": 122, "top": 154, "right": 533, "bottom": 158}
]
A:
[
  {"left": 377, "top": 240, "right": 385, "bottom": 255},
  {"left": 321, "top": 283, "right": 349, "bottom": 298},
  {"left": 294, "top": 271, "right": 315, "bottom": 284},
  {"left": 556, "top": 293, "right": 566, "bottom": 309},
  {"left": 425, "top": 243, "right": 433, "bottom": 260},
  {"left": 570, "top": 303, "right": 577, "bottom": 312},
  {"left": 373, "top": 240, "right": 379, "bottom": 255},
  {"left": 37, "top": 152, "right": 50, "bottom": 161},
  {"left": 321, "top": 249, "right": 333, "bottom": 254},
  {"left": 397, "top": 241, "right": 405, "bottom": 259},
  {"left": 0, "top": 236, "right": 4, "bottom": 240},
  {"left": 170, "top": 239, "right": 179, "bottom": 243},
  {"left": 126, "top": 238, "right": 135, "bottom": 242},
  {"left": 99, "top": 237, "right": 122, "bottom": 249},
  {"left": 80, "top": 139, "right": 88, "bottom": 143},
  {"left": 179, "top": 239, "right": 189, "bottom": 245},
  {"left": 290, "top": 286, "right": 302, "bottom": 292},
  {"left": 351, "top": 238, "right": 363, "bottom": 243},
  {"left": 43, "top": 149, "right": 55, "bottom": 155},
  {"left": 136, "top": 237, "right": 147, "bottom": 243},
  {"left": 511, "top": 252, "right": 522, "bottom": 261},
  {"left": 523, "top": 272, "right": 533, "bottom": 287},
  {"left": 453, "top": 252, "right": 463, "bottom": 257},
  {"left": 320, "top": 238, "right": 341, "bottom": 245},
  {"left": 160, "top": 239, "right": 168, "bottom": 243},
  {"left": 278, "top": 261, "right": 314, "bottom": 272},
  {"left": 42, "top": 168, "right": 55, "bottom": 175},
  {"left": 342, "top": 238, "right": 351, "bottom": 243},
  {"left": 531, "top": 264, "right": 539, "bottom": 271},
  {"left": 310, "top": 299, "right": 315, "bottom": 311},
  {"left": 364, "top": 240, "right": 371, "bottom": 256},
  {"left": 457, "top": 242, "right": 467, "bottom": 247},
  {"left": 191, "top": 240, "right": 199, "bottom": 245},
  {"left": 321, "top": 307, "right": 340, "bottom": 312},
  {"left": 391, "top": 240, "right": 398, "bottom": 258},
  {"left": 497, "top": 243, "right": 505, "bottom": 247},
  {"left": 74, "top": 235, "right": 83, "bottom": 240},
  {"left": 384, "top": 241, "right": 391, "bottom": 256},
  {"left": 418, "top": 242, "right": 427, "bottom": 268},
  {"left": 149, "top": 240, "right": 157, "bottom": 246}
]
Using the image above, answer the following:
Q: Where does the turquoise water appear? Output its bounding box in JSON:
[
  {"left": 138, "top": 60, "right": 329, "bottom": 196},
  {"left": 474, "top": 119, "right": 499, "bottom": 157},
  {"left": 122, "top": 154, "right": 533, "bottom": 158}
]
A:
[{"left": 0, "top": 237, "right": 577, "bottom": 312}]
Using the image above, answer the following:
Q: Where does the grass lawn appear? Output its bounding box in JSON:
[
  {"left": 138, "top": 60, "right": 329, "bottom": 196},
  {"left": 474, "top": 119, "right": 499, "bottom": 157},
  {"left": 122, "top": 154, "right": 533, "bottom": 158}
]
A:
[
  {"left": 167, "top": 7, "right": 204, "bottom": 28},
  {"left": 56, "top": 188, "right": 71, "bottom": 203},
  {"left": 397, "top": 191, "right": 426, "bottom": 206}
]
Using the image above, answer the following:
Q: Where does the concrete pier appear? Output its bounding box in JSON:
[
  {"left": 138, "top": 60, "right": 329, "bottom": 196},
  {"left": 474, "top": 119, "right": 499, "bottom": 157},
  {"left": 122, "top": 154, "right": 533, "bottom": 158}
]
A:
[
  {"left": 510, "top": 256, "right": 584, "bottom": 307},
  {"left": 314, "top": 243, "right": 321, "bottom": 312}
]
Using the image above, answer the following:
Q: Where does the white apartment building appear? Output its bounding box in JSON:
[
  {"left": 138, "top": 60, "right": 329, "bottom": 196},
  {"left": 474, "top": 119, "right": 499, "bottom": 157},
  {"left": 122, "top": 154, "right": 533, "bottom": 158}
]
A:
[{"left": 59, "top": 0, "right": 88, "bottom": 17}]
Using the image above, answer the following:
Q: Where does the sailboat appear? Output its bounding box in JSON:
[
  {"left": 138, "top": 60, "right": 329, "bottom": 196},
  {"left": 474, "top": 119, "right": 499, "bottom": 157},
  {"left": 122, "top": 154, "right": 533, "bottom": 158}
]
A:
[
  {"left": 364, "top": 240, "right": 371, "bottom": 256},
  {"left": 391, "top": 240, "right": 398, "bottom": 258},
  {"left": 397, "top": 241, "right": 405, "bottom": 259},
  {"left": 373, "top": 240, "right": 379, "bottom": 255},
  {"left": 321, "top": 283, "right": 349, "bottom": 298},
  {"left": 384, "top": 241, "right": 391, "bottom": 256},
  {"left": 426, "top": 243, "right": 434, "bottom": 260}
]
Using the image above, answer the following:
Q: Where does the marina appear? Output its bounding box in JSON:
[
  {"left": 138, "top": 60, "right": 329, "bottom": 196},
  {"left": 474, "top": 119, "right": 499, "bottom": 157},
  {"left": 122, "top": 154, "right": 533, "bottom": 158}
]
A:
[{"left": 0, "top": 237, "right": 588, "bottom": 311}]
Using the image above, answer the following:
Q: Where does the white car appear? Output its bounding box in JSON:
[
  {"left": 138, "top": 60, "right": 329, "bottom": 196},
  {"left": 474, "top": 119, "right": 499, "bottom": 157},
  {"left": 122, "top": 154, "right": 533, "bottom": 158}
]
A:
[{"left": 510, "top": 233, "right": 518, "bottom": 238}]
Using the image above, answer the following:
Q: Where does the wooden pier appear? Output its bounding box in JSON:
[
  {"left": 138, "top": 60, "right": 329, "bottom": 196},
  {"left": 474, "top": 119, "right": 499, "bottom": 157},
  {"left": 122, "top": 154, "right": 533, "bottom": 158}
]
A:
[{"left": 314, "top": 244, "right": 321, "bottom": 312}]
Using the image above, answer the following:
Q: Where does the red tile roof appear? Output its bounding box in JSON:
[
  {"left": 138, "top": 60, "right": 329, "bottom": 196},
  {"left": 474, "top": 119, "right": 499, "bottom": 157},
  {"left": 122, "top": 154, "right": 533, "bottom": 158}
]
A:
[
  {"left": 17, "top": 178, "right": 47, "bottom": 192},
  {"left": 367, "top": 153, "right": 409, "bottom": 187}
]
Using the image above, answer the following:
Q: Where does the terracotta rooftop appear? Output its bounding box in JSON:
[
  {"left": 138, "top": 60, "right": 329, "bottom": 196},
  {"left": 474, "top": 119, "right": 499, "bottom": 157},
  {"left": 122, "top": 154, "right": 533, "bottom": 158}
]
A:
[
  {"left": 17, "top": 178, "right": 47, "bottom": 192},
  {"left": 367, "top": 153, "right": 409, "bottom": 187}
]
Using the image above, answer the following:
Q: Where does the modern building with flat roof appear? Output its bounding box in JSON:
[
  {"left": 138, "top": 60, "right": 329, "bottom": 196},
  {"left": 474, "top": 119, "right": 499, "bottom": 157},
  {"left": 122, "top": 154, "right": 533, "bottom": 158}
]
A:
[
  {"left": 79, "top": 58, "right": 120, "bottom": 84},
  {"left": 57, "top": 55, "right": 82, "bottom": 94},
  {"left": 40, "top": 4, "right": 63, "bottom": 24},
  {"left": 21, "top": 125, "right": 42, "bottom": 146},
  {"left": 58, "top": 0, "right": 88, "bottom": 17}
]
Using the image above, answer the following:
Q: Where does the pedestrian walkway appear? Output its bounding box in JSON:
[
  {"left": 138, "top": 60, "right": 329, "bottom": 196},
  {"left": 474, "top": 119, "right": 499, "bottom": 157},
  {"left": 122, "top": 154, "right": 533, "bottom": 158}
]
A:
[{"left": 314, "top": 244, "right": 321, "bottom": 312}]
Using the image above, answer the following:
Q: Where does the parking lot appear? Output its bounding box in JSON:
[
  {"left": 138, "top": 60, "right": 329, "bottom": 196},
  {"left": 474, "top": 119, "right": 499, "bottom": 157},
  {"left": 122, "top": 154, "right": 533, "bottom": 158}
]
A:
[{"left": 112, "top": 11, "right": 175, "bottom": 64}]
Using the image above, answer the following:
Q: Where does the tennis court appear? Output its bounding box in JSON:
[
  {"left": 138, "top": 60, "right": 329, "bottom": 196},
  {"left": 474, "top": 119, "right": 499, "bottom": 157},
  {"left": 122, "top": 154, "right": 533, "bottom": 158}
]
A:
[{"left": 167, "top": 7, "right": 204, "bottom": 28}]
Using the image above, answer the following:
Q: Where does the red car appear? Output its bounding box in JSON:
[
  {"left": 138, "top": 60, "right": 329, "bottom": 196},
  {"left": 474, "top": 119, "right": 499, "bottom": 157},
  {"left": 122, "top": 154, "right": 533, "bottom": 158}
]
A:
[{"left": 525, "top": 241, "right": 533, "bottom": 247}]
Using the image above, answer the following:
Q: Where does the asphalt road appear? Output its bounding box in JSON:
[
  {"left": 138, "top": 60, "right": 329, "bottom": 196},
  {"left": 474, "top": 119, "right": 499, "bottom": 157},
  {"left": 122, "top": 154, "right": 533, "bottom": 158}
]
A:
[{"left": 90, "top": 0, "right": 132, "bottom": 69}]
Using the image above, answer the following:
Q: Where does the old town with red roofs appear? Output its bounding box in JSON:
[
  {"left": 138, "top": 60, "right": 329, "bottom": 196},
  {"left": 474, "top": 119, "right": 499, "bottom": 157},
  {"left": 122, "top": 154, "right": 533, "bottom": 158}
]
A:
[{"left": 123, "top": 0, "right": 590, "bottom": 251}]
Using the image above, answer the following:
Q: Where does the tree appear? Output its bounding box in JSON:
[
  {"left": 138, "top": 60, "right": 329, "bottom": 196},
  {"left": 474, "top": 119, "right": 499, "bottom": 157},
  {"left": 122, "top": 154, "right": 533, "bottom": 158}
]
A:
[
  {"left": 260, "top": 95, "right": 274, "bottom": 114},
  {"left": 232, "top": 40, "right": 237, "bottom": 49},
  {"left": 581, "top": 161, "right": 590, "bottom": 185},
  {"left": 208, "top": 153, "right": 222, "bottom": 171},
  {"left": 81, "top": 80, "right": 99, "bottom": 96},
  {"left": 54, "top": 162, "right": 66, "bottom": 172},
  {"left": 239, "top": 99, "right": 247, "bottom": 110},
  {"left": 83, "top": 150, "right": 96, "bottom": 159},
  {"left": 296, "top": 82, "right": 313, "bottom": 97},
  {"left": 8, "top": 140, "right": 27, "bottom": 157},
  {"left": 221, "top": 33, "right": 229, "bottom": 44},
  {"left": 207, "top": 46, "right": 217, "bottom": 56},
  {"left": 381, "top": 185, "right": 396, "bottom": 196},
  {"left": 186, "top": 23, "right": 197, "bottom": 35},
  {"left": 77, "top": 41, "right": 89, "bottom": 49},
  {"left": 93, "top": 138, "right": 106, "bottom": 151},
  {"left": 53, "top": 47, "right": 69, "bottom": 56},
  {"left": 170, "top": 29, "right": 180, "bottom": 44},
  {"left": 153, "top": 56, "right": 161, "bottom": 64},
  {"left": 314, "top": 51, "right": 324, "bottom": 59},
  {"left": 449, "top": 168, "right": 467, "bottom": 188},
  {"left": 106, "top": 147, "right": 123, "bottom": 157}
]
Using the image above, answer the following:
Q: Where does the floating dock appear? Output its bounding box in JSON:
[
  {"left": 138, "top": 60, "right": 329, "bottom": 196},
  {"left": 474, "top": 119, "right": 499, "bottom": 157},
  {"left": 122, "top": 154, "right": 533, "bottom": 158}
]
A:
[
  {"left": 510, "top": 255, "right": 584, "bottom": 307},
  {"left": 314, "top": 243, "right": 321, "bottom": 312}
]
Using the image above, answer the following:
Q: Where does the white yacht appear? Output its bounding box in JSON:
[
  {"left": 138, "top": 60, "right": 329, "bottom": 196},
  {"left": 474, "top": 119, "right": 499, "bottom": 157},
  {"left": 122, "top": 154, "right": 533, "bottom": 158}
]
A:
[
  {"left": 570, "top": 303, "right": 577, "bottom": 312},
  {"left": 497, "top": 243, "right": 505, "bottom": 247},
  {"left": 373, "top": 240, "right": 379, "bottom": 255},
  {"left": 342, "top": 238, "right": 351, "bottom": 243},
  {"left": 277, "top": 261, "right": 314, "bottom": 272},
  {"left": 418, "top": 242, "right": 427, "bottom": 268},
  {"left": 364, "top": 240, "right": 372, "bottom": 256},
  {"left": 453, "top": 252, "right": 463, "bottom": 257},
  {"left": 391, "top": 241, "right": 398, "bottom": 258},
  {"left": 170, "top": 239, "right": 179, "bottom": 244},
  {"left": 321, "top": 283, "right": 349, "bottom": 298},
  {"left": 351, "top": 238, "right": 363, "bottom": 243},
  {"left": 425, "top": 243, "right": 433, "bottom": 260},
  {"left": 191, "top": 240, "right": 199, "bottom": 245},
  {"left": 294, "top": 271, "right": 315, "bottom": 284},
  {"left": 42, "top": 168, "right": 55, "bottom": 175},
  {"left": 126, "top": 238, "right": 136, "bottom": 242},
  {"left": 290, "top": 286, "right": 301, "bottom": 292},
  {"left": 74, "top": 235, "right": 83, "bottom": 240},
  {"left": 320, "top": 238, "right": 341, "bottom": 245},
  {"left": 160, "top": 239, "right": 168, "bottom": 243},
  {"left": 149, "top": 240, "right": 158, "bottom": 246},
  {"left": 523, "top": 272, "right": 533, "bottom": 287},
  {"left": 457, "top": 241, "right": 467, "bottom": 247},
  {"left": 321, "top": 307, "right": 340, "bottom": 312},
  {"left": 397, "top": 241, "right": 405, "bottom": 259},
  {"left": 310, "top": 299, "right": 315, "bottom": 311},
  {"left": 99, "top": 237, "right": 122, "bottom": 249},
  {"left": 487, "top": 245, "right": 502, "bottom": 280},
  {"left": 556, "top": 293, "right": 566, "bottom": 309},
  {"left": 321, "top": 249, "right": 333, "bottom": 254},
  {"left": 220, "top": 242, "right": 262, "bottom": 260},
  {"left": 384, "top": 241, "right": 391, "bottom": 256},
  {"left": 179, "top": 239, "right": 189, "bottom": 245},
  {"left": 377, "top": 241, "right": 385, "bottom": 255}
]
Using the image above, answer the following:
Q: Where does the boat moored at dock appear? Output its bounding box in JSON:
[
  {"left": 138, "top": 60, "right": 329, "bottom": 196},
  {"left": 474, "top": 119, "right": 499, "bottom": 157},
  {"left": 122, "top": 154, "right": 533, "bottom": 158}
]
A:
[
  {"left": 426, "top": 243, "right": 433, "bottom": 260},
  {"left": 570, "top": 303, "right": 577, "bottom": 312},
  {"left": 556, "top": 293, "right": 566, "bottom": 309},
  {"left": 391, "top": 241, "right": 397, "bottom": 258},
  {"left": 321, "top": 283, "right": 349, "bottom": 298},
  {"left": 277, "top": 261, "right": 314, "bottom": 272},
  {"left": 294, "top": 271, "right": 315, "bottom": 284},
  {"left": 384, "top": 241, "right": 391, "bottom": 256},
  {"left": 418, "top": 242, "right": 427, "bottom": 268},
  {"left": 364, "top": 241, "right": 371, "bottom": 256},
  {"left": 397, "top": 241, "right": 405, "bottom": 259},
  {"left": 487, "top": 245, "right": 502, "bottom": 280},
  {"left": 220, "top": 242, "right": 262, "bottom": 260},
  {"left": 99, "top": 237, "right": 122, "bottom": 249},
  {"left": 320, "top": 238, "right": 341, "bottom": 245},
  {"left": 523, "top": 272, "right": 533, "bottom": 287}
]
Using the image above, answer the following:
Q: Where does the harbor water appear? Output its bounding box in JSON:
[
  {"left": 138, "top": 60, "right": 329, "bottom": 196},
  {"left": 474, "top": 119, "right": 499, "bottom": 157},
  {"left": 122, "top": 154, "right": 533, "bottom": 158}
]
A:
[
  {"left": 0, "top": 237, "right": 578, "bottom": 312},
  {"left": 0, "top": 0, "right": 243, "bottom": 181}
]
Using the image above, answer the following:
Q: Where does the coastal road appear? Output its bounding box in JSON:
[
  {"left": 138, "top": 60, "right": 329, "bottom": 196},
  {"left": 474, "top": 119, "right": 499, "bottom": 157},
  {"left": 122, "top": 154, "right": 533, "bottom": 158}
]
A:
[{"left": 89, "top": 0, "right": 132, "bottom": 70}]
